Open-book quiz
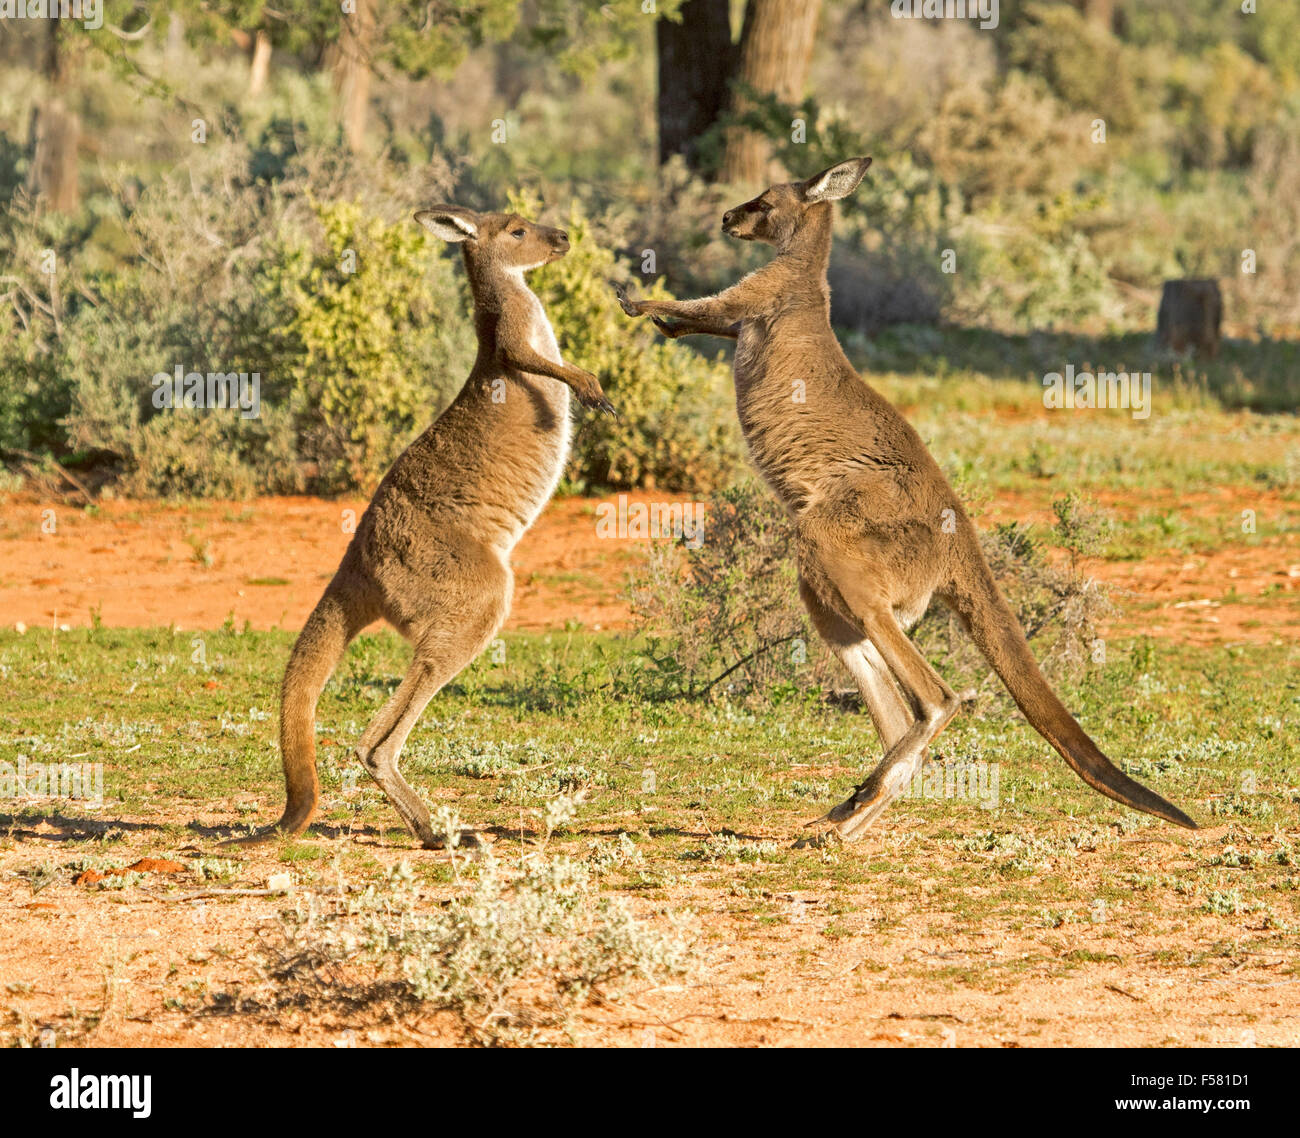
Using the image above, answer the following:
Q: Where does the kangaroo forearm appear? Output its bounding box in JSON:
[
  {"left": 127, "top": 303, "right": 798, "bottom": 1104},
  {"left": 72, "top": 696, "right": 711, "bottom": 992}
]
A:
[
  {"left": 655, "top": 314, "right": 741, "bottom": 340},
  {"left": 638, "top": 294, "right": 749, "bottom": 324},
  {"left": 501, "top": 345, "right": 614, "bottom": 413},
  {"left": 505, "top": 348, "right": 583, "bottom": 387}
]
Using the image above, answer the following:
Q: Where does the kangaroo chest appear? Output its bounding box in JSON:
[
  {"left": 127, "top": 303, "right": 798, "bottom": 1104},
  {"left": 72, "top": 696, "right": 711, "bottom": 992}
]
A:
[
  {"left": 499, "top": 287, "right": 572, "bottom": 535},
  {"left": 732, "top": 322, "right": 823, "bottom": 514},
  {"left": 519, "top": 287, "right": 563, "bottom": 363}
]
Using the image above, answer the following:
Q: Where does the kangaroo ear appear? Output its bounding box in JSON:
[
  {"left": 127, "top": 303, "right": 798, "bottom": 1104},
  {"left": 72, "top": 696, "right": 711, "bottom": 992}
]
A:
[
  {"left": 415, "top": 207, "right": 479, "bottom": 242},
  {"left": 801, "top": 157, "right": 873, "bottom": 203}
]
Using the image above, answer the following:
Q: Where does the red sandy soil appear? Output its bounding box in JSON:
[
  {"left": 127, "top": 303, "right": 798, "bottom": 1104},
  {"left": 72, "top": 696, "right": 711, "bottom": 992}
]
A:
[
  {"left": 2, "top": 817, "right": 1296, "bottom": 1048},
  {"left": 1, "top": 489, "right": 1297, "bottom": 1049},
  {"left": 1, "top": 489, "right": 1295, "bottom": 644}
]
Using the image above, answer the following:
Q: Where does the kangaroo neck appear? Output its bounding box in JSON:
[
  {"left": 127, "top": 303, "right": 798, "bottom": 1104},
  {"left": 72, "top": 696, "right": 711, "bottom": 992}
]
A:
[
  {"left": 776, "top": 200, "right": 833, "bottom": 275},
  {"left": 462, "top": 247, "right": 538, "bottom": 372},
  {"left": 757, "top": 202, "right": 833, "bottom": 318},
  {"left": 463, "top": 247, "right": 532, "bottom": 314}
]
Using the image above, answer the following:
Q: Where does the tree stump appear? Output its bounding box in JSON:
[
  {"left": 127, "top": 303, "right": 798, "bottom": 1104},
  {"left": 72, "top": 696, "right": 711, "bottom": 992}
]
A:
[{"left": 1156, "top": 279, "right": 1223, "bottom": 359}]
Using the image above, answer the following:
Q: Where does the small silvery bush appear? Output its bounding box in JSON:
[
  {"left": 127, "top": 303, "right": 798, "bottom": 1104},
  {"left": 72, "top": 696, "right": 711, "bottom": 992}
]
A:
[{"left": 258, "top": 848, "right": 690, "bottom": 1044}]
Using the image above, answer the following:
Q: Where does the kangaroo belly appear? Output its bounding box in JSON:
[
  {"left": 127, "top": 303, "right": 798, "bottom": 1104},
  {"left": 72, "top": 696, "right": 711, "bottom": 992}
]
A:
[
  {"left": 359, "top": 376, "right": 571, "bottom": 568},
  {"left": 733, "top": 326, "right": 931, "bottom": 521}
]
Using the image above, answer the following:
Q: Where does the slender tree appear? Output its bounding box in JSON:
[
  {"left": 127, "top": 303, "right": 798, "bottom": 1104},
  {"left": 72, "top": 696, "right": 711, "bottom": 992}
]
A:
[
  {"left": 655, "top": 0, "right": 823, "bottom": 185},
  {"left": 1075, "top": 0, "right": 1116, "bottom": 33},
  {"left": 656, "top": 0, "right": 735, "bottom": 167},
  {"left": 28, "top": 18, "right": 81, "bottom": 213},
  {"left": 335, "top": 0, "right": 377, "bottom": 152}
]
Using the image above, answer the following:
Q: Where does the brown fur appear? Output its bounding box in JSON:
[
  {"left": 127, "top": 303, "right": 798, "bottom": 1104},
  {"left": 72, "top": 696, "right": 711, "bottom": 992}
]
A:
[
  {"left": 226, "top": 206, "right": 612, "bottom": 848},
  {"left": 616, "top": 158, "right": 1195, "bottom": 838}
]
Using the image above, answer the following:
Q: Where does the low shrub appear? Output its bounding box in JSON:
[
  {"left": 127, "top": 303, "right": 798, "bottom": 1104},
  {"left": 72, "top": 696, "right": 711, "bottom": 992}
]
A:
[
  {"left": 630, "top": 478, "right": 1114, "bottom": 706},
  {"left": 248, "top": 844, "right": 690, "bottom": 1044}
]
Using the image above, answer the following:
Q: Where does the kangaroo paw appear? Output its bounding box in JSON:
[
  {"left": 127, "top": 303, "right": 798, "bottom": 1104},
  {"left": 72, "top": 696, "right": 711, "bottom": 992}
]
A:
[
  {"left": 801, "top": 791, "right": 891, "bottom": 844},
  {"left": 420, "top": 828, "right": 489, "bottom": 854}
]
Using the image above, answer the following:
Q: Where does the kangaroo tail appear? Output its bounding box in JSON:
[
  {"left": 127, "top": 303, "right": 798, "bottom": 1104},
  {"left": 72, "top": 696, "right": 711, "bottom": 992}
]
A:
[
  {"left": 950, "top": 563, "right": 1196, "bottom": 830},
  {"left": 222, "top": 585, "right": 359, "bottom": 847}
]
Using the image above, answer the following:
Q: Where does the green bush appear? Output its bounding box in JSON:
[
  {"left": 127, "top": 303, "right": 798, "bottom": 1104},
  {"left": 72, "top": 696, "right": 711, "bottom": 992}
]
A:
[
  {"left": 26, "top": 147, "right": 739, "bottom": 498},
  {"left": 1006, "top": 4, "right": 1148, "bottom": 137},
  {"left": 46, "top": 145, "right": 476, "bottom": 497},
  {"left": 250, "top": 197, "right": 475, "bottom": 493},
  {"left": 629, "top": 480, "right": 834, "bottom": 702},
  {"left": 519, "top": 193, "right": 743, "bottom": 492},
  {"left": 631, "top": 479, "right": 1114, "bottom": 705},
  {"left": 0, "top": 199, "right": 79, "bottom": 455}
]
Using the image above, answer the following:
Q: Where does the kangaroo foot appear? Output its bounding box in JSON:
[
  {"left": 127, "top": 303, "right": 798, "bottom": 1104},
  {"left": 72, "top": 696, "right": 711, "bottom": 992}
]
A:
[
  {"left": 803, "top": 743, "right": 927, "bottom": 844},
  {"left": 802, "top": 785, "right": 895, "bottom": 844},
  {"left": 420, "top": 827, "right": 489, "bottom": 854}
]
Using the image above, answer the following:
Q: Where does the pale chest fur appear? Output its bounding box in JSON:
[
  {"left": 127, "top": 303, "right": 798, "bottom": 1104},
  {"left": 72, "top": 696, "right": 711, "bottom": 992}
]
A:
[
  {"left": 522, "top": 289, "right": 563, "bottom": 363},
  {"left": 503, "top": 278, "right": 572, "bottom": 537}
]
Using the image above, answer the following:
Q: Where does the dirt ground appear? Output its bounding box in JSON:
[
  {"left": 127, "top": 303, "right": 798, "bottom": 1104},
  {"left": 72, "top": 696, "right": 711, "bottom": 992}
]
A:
[
  {"left": 1, "top": 490, "right": 1297, "bottom": 1048},
  {"left": 2, "top": 816, "right": 1295, "bottom": 1048},
  {"left": 2, "top": 489, "right": 1297, "bottom": 644}
]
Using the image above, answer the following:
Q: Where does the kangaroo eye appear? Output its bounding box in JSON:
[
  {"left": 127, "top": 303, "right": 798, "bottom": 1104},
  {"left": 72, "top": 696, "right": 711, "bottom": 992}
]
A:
[{"left": 511, "top": 228, "right": 526, "bottom": 238}]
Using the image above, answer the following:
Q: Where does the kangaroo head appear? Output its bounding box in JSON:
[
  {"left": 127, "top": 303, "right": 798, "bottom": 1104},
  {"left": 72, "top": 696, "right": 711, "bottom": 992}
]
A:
[
  {"left": 721, "top": 157, "right": 872, "bottom": 249},
  {"left": 415, "top": 206, "right": 570, "bottom": 273}
]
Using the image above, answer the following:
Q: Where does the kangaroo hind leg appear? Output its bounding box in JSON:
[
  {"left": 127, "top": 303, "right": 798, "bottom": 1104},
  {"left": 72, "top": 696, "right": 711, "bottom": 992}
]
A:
[
  {"left": 801, "top": 543, "right": 962, "bottom": 841},
  {"left": 800, "top": 578, "right": 912, "bottom": 741},
  {"left": 223, "top": 580, "right": 377, "bottom": 847},
  {"left": 358, "top": 557, "right": 511, "bottom": 849}
]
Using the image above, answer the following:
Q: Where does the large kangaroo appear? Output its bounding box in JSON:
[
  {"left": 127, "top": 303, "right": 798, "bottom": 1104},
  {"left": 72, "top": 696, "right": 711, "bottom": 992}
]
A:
[
  {"left": 615, "top": 157, "right": 1195, "bottom": 840},
  {"left": 229, "top": 205, "right": 613, "bottom": 849}
]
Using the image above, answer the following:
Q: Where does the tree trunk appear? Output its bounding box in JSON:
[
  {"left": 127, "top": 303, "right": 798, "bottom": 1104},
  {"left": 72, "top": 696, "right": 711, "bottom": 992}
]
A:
[
  {"left": 656, "top": 0, "right": 734, "bottom": 169},
  {"left": 249, "top": 29, "right": 272, "bottom": 97},
  {"left": 27, "top": 18, "right": 79, "bottom": 214},
  {"left": 1156, "top": 279, "right": 1223, "bottom": 359},
  {"left": 1076, "top": 0, "right": 1115, "bottom": 32},
  {"left": 720, "top": 0, "right": 822, "bottom": 187},
  {"left": 494, "top": 41, "right": 529, "bottom": 109},
  {"left": 335, "top": 0, "right": 375, "bottom": 153},
  {"left": 165, "top": 14, "right": 186, "bottom": 69}
]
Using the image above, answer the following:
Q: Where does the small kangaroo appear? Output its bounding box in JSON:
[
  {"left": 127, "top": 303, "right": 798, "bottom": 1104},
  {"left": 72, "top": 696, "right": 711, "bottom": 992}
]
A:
[
  {"left": 229, "top": 204, "right": 613, "bottom": 849},
  {"left": 615, "top": 157, "right": 1195, "bottom": 839}
]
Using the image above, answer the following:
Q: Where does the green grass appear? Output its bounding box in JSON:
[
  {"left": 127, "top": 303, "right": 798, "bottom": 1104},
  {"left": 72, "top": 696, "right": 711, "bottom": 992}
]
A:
[
  {"left": 838, "top": 327, "right": 1300, "bottom": 507},
  {"left": 1, "top": 626, "right": 1296, "bottom": 960},
  {"left": 854, "top": 325, "right": 1300, "bottom": 416}
]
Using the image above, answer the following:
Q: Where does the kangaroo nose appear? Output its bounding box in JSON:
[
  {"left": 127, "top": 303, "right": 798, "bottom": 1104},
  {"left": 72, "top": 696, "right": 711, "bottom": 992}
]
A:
[{"left": 722, "top": 210, "right": 736, "bottom": 228}]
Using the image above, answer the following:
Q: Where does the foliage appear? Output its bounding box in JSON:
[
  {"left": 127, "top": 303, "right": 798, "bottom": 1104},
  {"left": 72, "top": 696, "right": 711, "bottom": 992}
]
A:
[
  {"left": 631, "top": 479, "right": 1115, "bottom": 705},
  {"left": 249, "top": 197, "right": 473, "bottom": 492},
  {"left": 0, "top": 198, "right": 77, "bottom": 454},
  {"left": 918, "top": 73, "right": 1103, "bottom": 209},
  {"left": 255, "top": 848, "right": 690, "bottom": 1044},
  {"left": 3, "top": 0, "right": 1299, "bottom": 496},
  {"left": 20, "top": 143, "right": 475, "bottom": 497},
  {"left": 1005, "top": 4, "right": 1146, "bottom": 137},
  {"left": 518, "top": 193, "right": 743, "bottom": 492},
  {"left": 630, "top": 479, "right": 835, "bottom": 701}
]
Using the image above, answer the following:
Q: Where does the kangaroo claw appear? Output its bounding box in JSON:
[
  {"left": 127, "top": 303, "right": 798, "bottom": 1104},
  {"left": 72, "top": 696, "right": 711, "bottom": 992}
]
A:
[{"left": 611, "top": 281, "right": 640, "bottom": 317}]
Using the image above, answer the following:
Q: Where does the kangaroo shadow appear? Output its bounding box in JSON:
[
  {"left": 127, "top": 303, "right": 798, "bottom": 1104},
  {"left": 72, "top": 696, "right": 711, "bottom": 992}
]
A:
[{"left": 0, "top": 809, "right": 163, "bottom": 842}]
